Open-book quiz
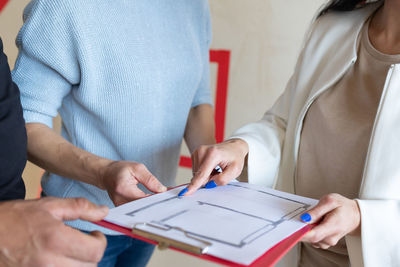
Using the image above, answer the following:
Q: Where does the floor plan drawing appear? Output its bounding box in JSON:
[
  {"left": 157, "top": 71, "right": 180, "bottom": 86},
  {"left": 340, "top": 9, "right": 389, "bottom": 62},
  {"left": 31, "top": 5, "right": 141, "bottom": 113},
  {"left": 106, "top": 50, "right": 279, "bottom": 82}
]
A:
[
  {"left": 125, "top": 183, "right": 312, "bottom": 249},
  {"left": 105, "top": 182, "right": 318, "bottom": 265}
]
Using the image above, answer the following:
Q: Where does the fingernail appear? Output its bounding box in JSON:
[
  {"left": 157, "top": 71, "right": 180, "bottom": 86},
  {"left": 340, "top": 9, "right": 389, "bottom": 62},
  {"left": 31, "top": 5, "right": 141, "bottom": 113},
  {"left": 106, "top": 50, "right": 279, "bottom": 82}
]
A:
[
  {"left": 178, "top": 188, "right": 188, "bottom": 197},
  {"left": 301, "top": 213, "right": 312, "bottom": 222},
  {"left": 100, "top": 206, "right": 109, "bottom": 214},
  {"left": 159, "top": 185, "right": 167, "bottom": 192},
  {"left": 205, "top": 180, "right": 217, "bottom": 189}
]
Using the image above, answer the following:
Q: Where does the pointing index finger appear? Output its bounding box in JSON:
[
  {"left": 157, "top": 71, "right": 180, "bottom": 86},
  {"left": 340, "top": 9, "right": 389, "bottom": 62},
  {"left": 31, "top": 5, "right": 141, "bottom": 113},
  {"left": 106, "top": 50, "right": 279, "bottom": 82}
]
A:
[{"left": 186, "top": 159, "right": 220, "bottom": 196}]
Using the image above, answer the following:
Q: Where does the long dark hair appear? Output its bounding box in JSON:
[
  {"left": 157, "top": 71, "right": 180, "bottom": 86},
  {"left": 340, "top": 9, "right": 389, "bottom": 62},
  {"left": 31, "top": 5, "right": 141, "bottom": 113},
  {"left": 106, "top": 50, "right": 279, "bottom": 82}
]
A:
[{"left": 319, "top": 0, "right": 373, "bottom": 17}]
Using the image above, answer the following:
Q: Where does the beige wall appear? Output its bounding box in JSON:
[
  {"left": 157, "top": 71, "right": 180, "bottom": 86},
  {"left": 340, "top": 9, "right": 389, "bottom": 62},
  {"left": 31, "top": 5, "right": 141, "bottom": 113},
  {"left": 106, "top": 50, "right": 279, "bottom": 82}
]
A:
[{"left": 0, "top": 0, "right": 325, "bottom": 266}]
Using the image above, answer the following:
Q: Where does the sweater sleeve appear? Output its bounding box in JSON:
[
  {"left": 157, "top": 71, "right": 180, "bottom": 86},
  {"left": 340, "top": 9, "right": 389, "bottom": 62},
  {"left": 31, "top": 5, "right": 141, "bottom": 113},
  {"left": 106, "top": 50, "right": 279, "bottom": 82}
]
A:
[
  {"left": 0, "top": 38, "right": 26, "bottom": 201},
  {"left": 12, "top": 0, "right": 80, "bottom": 128},
  {"left": 191, "top": 3, "right": 213, "bottom": 108}
]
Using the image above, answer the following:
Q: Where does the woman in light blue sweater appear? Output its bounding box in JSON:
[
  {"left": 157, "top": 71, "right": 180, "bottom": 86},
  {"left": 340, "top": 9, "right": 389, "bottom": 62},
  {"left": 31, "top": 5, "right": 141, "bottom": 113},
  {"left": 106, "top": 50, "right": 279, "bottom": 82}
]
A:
[{"left": 12, "top": 0, "right": 215, "bottom": 266}]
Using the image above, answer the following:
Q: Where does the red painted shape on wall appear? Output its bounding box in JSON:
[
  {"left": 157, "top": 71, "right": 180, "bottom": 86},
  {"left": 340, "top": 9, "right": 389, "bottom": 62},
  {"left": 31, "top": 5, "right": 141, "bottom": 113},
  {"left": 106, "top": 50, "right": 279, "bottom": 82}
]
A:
[
  {"left": 179, "top": 156, "right": 193, "bottom": 170},
  {"left": 0, "top": 0, "right": 9, "bottom": 13},
  {"left": 179, "top": 50, "right": 231, "bottom": 169},
  {"left": 211, "top": 50, "right": 231, "bottom": 144}
]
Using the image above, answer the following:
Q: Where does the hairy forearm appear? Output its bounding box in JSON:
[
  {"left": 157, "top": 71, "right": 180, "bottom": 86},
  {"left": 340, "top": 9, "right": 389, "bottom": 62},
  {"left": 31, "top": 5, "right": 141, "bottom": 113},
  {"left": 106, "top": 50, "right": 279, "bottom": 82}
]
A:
[
  {"left": 26, "top": 123, "right": 111, "bottom": 188},
  {"left": 184, "top": 104, "right": 216, "bottom": 153}
]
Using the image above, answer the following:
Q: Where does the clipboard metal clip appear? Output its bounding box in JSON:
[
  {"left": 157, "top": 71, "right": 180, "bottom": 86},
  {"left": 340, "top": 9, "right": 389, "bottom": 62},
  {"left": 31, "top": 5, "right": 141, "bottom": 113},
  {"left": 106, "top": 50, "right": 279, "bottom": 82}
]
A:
[{"left": 132, "top": 222, "right": 212, "bottom": 255}]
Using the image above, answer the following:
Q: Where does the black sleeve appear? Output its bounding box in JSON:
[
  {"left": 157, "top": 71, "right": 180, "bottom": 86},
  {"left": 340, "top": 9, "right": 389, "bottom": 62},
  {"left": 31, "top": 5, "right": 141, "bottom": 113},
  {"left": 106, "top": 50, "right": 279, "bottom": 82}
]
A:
[{"left": 0, "top": 38, "right": 27, "bottom": 200}]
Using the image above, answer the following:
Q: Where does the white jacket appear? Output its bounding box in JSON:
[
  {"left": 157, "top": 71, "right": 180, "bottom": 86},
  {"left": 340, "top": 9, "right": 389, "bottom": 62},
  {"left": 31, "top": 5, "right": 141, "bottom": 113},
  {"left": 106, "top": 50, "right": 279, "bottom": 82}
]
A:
[{"left": 231, "top": 2, "right": 400, "bottom": 267}]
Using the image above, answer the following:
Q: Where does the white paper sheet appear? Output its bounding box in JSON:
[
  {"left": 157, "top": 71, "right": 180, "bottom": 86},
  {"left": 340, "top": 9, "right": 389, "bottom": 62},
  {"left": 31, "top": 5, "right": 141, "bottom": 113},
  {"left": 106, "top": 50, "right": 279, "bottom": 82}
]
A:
[{"left": 105, "top": 182, "right": 317, "bottom": 265}]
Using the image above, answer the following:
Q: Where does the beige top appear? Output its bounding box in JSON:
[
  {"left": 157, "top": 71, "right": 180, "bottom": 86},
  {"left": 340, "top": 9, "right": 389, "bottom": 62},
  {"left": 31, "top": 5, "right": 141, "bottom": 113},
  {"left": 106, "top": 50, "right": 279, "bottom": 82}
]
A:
[{"left": 295, "top": 19, "right": 400, "bottom": 267}]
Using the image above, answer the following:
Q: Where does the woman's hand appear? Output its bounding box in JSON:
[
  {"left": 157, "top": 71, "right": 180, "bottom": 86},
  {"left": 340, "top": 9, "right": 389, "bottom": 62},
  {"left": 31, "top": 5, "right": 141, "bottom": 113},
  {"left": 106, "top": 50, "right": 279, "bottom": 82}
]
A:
[
  {"left": 301, "top": 193, "right": 361, "bottom": 249},
  {"left": 185, "top": 138, "right": 249, "bottom": 195}
]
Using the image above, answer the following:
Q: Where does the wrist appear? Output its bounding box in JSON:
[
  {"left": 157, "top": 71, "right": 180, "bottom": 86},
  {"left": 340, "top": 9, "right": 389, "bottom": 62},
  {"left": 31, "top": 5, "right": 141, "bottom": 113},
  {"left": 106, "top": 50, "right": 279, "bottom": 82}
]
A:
[
  {"left": 349, "top": 199, "right": 361, "bottom": 236},
  {"left": 228, "top": 138, "right": 249, "bottom": 157},
  {"left": 85, "top": 156, "right": 113, "bottom": 189}
]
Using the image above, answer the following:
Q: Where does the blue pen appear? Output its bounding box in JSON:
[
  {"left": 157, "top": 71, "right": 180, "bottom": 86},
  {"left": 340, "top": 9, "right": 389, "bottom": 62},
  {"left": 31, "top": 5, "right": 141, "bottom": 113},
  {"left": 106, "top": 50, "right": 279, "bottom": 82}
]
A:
[{"left": 178, "top": 165, "right": 222, "bottom": 197}]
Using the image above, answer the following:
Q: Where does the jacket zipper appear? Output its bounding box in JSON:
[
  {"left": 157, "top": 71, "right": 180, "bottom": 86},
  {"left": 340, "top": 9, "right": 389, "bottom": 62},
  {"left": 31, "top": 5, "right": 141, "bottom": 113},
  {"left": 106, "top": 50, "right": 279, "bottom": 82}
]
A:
[
  {"left": 358, "top": 64, "right": 395, "bottom": 196},
  {"left": 292, "top": 58, "right": 357, "bottom": 192},
  {"left": 294, "top": 58, "right": 357, "bottom": 161}
]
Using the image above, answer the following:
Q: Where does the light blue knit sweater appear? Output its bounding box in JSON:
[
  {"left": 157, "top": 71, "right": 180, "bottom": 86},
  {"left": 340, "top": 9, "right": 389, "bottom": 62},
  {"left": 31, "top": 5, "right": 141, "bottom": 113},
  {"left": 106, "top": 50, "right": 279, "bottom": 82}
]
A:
[{"left": 12, "top": 0, "right": 212, "bottom": 235}]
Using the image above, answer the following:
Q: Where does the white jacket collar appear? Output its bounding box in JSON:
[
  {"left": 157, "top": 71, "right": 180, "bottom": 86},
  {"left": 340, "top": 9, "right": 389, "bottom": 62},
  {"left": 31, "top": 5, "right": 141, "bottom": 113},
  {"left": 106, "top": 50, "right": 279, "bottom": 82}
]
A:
[{"left": 305, "top": 2, "right": 382, "bottom": 100}]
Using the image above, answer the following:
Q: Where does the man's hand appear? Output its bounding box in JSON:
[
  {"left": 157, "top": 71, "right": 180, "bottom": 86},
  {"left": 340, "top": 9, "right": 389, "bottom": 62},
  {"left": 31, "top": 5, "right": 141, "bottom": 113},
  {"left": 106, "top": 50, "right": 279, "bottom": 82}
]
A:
[
  {"left": 99, "top": 161, "right": 167, "bottom": 206},
  {"left": 186, "top": 138, "right": 249, "bottom": 195},
  {"left": 0, "top": 197, "right": 108, "bottom": 267},
  {"left": 301, "top": 193, "right": 361, "bottom": 250},
  {"left": 25, "top": 123, "right": 167, "bottom": 207}
]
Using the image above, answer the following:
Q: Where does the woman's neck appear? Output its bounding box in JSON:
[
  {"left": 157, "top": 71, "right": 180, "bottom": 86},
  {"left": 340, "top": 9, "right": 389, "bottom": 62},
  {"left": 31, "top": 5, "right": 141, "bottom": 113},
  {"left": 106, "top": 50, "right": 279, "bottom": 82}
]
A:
[{"left": 369, "top": 0, "right": 400, "bottom": 55}]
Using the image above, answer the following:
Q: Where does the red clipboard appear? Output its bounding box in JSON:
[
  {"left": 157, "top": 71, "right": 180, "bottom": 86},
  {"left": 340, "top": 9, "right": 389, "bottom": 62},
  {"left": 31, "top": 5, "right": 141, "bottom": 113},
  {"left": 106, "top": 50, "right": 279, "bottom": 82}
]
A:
[{"left": 94, "top": 220, "right": 312, "bottom": 267}]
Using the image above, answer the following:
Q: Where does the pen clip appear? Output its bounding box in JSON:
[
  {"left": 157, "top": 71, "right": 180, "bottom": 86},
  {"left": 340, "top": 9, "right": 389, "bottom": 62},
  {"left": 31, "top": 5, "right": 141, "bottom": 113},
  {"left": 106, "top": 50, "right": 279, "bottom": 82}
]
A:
[{"left": 211, "top": 165, "right": 223, "bottom": 176}]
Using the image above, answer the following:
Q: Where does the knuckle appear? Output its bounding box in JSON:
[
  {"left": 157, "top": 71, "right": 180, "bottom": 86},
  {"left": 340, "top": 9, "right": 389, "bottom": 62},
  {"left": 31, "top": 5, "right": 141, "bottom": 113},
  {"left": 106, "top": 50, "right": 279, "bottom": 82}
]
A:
[
  {"left": 43, "top": 230, "right": 61, "bottom": 249},
  {"left": 197, "top": 145, "right": 207, "bottom": 154},
  {"left": 41, "top": 233, "right": 53, "bottom": 248},
  {"left": 322, "top": 194, "right": 337, "bottom": 205},
  {"left": 207, "top": 146, "right": 219, "bottom": 157},
  {"left": 191, "top": 176, "right": 205, "bottom": 188},
  {"left": 146, "top": 175, "right": 158, "bottom": 186},
  {"left": 320, "top": 243, "right": 330, "bottom": 250},
  {"left": 89, "top": 246, "right": 105, "bottom": 263},
  {"left": 74, "top": 198, "right": 90, "bottom": 210},
  {"left": 310, "top": 236, "right": 320, "bottom": 244},
  {"left": 135, "top": 163, "right": 146, "bottom": 171},
  {"left": 190, "top": 178, "right": 203, "bottom": 188},
  {"left": 193, "top": 169, "right": 205, "bottom": 179},
  {"left": 217, "top": 174, "right": 232, "bottom": 186},
  {"left": 311, "top": 244, "right": 320, "bottom": 249},
  {"left": 231, "top": 165, "right": 242, "bottom": 175},
  {"left": 328, "top": 193, "right": 341, "bottom": 199},
  {"left": 325, "top": 237, "right": 339, "bottom": 247},
  {"left": 310, "top": 233, "right": 323, "bottom": 244},
  {"left": 114, "top": 182, "right": 126, "bottom": 195},
  {"left": 310, "top": 236, "right": 319, "bottom": 244}
]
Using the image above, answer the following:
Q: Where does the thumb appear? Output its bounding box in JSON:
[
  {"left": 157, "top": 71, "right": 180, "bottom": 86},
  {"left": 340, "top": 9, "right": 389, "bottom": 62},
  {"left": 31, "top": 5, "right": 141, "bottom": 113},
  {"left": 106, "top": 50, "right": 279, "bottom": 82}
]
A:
[
  {"left": 187, "top": 156, "right": 221, "bottom": 195},
  {"left": 301, "top": 194, "right": 340, "bottom": 224},
  {"left": 134, "top": 164, "right": 167, "bottom": 193},
  {"left": 44, "top": 198, "right": 109, "bottom": 222}
]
